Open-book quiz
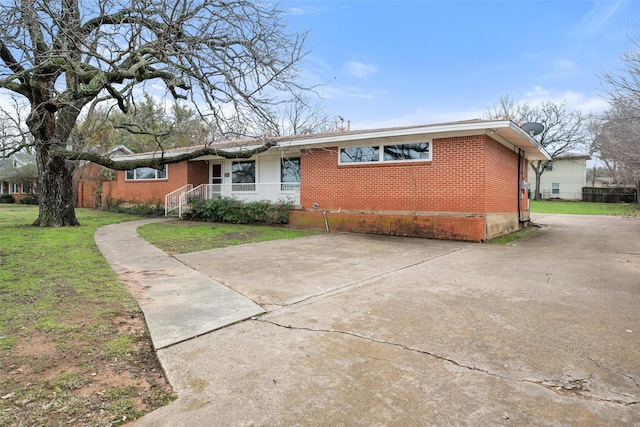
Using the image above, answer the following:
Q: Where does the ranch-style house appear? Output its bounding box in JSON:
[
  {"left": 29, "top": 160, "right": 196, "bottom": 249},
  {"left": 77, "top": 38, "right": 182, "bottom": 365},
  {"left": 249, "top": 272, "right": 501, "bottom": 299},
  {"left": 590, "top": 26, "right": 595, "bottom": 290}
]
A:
[{"left": 100, "top": 119, "right": 550, "bottom": 241}]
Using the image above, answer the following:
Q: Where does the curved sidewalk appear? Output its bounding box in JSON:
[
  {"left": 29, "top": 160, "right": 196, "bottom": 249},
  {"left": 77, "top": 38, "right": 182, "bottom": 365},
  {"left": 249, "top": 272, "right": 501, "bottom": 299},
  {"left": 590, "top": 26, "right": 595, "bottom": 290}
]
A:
[{"left": 94, "top": 218, "right": 265, "bottom": 349}]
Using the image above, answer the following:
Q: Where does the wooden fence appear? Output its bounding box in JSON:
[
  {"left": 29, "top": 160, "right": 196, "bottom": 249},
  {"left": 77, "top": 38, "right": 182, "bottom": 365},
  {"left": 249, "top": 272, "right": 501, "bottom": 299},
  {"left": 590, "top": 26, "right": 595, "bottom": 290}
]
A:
[{"left": 582, "top": 187, "right": 638, "bottom": 203}]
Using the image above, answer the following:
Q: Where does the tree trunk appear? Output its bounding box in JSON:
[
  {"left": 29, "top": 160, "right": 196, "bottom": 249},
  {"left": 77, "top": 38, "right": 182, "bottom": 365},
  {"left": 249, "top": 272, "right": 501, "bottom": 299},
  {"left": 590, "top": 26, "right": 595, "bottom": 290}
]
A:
[
  {"left": 33, "top": 145, "right": 80, "bottom": 227},
  {"left": 531, "top": 160, "right": 547, "bottom": 201},
  {"left": 534, "top": 169, "right": 543, "bottom": 201}
]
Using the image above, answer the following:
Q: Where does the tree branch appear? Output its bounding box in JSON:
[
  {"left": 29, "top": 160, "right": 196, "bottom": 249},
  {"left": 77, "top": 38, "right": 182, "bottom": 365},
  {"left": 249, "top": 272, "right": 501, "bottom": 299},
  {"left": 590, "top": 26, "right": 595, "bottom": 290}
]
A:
[{"left": 53, "top": 140, "right": 278, "bottom": 170}]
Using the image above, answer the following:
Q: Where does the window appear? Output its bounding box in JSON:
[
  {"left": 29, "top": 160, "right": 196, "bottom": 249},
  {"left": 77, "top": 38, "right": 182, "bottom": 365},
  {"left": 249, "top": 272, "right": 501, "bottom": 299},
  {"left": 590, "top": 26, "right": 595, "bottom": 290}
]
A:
[
  {"left": 232, "top": 160, "right": 256, "bottom": 191},
  {"left": 340, "top": 146, "right": 380, "bottom": 163},
  {"left": 383, "top": 143, "right": 431, "bottom": 161},
  {"left": 125, "top": 165, "right": 168, "bottom": 180},
  {"left": 10, "top": 183, "right": 19, "bottom": 194},
  {"left": 552, "top": 183, "right": 560, "bottom": 195},
  {"left": 22, "top": 182, "right": 37, "bottom": 194},
  {"left": 281, "top": 158, "right": 300, "bottom": 191},
  {"left": 339, "top": 142, "right": 430, "bottom": 164},
  {"left": 545, "top": 161, "right": 553, "bottom": 172}
]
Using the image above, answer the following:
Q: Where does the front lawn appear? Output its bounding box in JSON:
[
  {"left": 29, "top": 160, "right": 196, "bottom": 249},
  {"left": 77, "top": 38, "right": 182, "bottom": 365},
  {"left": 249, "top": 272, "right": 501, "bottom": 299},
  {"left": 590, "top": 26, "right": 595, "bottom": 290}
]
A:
[
  {"left": 0, "top": 205, "right": 175, "bottom": 426},
  {"left": 137, "top": 220, "right": 321, "bottom": 254},
  {"left": 530, "top": 200, "right": 640, "bottom": 215},
  {"left": 0, "top": 206, "right": 321, "bottom": 426}
]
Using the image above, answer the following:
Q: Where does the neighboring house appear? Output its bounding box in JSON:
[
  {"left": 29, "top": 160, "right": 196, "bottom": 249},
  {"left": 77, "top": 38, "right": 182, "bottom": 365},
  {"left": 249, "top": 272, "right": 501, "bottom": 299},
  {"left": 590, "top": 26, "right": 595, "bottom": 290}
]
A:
[
  {"left": 102, "top": 119, "right": 550, "bottom": 241},
  {"left": 0, "top": 153, "right": 38, "bottom": 202},
  {"left": 528, "top": 153, "right": 590, "bottom": 200}
]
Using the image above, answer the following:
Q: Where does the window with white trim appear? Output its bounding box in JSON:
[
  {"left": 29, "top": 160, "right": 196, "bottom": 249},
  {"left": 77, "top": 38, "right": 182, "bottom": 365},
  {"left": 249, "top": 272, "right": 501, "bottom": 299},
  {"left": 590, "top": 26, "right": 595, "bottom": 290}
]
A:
[
  {"left": 125, "top": 165, "right": 168, "bottom": 180},
  {"left": 551, "top": 182, "right": 560, "bottom": 195},
  {"left": 22, "top": 182, "right": 37, "bottom": 194},
  {"left": 232, "top": 160, "right": 256, "bottom": 191},
  {"left": 339, "top": 142, "right": 430, "bottom": 164},
  {"left": 281, "top": 157, "right": 300, "bottom": 191}
]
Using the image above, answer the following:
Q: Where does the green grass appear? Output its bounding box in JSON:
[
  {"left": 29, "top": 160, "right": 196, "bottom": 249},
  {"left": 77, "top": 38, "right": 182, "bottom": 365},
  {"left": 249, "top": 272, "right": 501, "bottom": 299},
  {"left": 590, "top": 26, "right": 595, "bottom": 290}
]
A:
[
  {"left": 0, "top": 206, "right": 139, "bottom": 336},
  {"left": 0, "top": 205, "right": 321, "bottom": 425},
  {"left": 137, "top": 220, "right": 321, "bottom": 254},
  {"left": 486, "top": 225, "right": 540, "bottom": 245},
  {"left": 530, "top": 200, "right": 640, "bottom": 215},
  {"left": 0, "top": 205, "right": 175, "bottom": 426}
]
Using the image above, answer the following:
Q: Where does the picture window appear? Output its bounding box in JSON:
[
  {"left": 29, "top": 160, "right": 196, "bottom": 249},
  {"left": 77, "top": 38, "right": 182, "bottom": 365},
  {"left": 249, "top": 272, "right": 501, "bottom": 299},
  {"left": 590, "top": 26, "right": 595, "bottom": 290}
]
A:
[{"left": 339, "top": 142, "right": 430, "bottom": 164}]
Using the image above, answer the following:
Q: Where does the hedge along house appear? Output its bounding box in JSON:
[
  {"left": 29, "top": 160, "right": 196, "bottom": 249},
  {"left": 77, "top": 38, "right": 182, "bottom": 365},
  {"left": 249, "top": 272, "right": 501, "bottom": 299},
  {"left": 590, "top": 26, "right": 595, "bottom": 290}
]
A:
[{"left": 104, "top": 119, "right": 550, "bottom": 241}]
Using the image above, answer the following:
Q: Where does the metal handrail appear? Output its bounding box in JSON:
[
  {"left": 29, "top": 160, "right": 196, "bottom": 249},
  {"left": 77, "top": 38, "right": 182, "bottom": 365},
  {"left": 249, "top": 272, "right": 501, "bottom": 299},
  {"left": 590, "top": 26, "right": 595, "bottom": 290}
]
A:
[
  {"left": 164, "top": 184, "right": 193, "bottom": 216},
  {"left": 170, "top": 182, "right": 301, "bottom": 218}
]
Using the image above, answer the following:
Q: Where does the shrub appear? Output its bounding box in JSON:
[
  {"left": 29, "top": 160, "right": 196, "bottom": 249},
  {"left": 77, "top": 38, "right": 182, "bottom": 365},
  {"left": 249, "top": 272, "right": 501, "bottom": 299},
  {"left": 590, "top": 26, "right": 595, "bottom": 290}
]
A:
[
  {"left": 190, "top": 197, "right": 292, "bottom": 224},
  {"left": 19, "top": 196, "right": 38, "bottom": 205},
  {"left": 0, "top": 194, "right": 15, "bottom": 203}
]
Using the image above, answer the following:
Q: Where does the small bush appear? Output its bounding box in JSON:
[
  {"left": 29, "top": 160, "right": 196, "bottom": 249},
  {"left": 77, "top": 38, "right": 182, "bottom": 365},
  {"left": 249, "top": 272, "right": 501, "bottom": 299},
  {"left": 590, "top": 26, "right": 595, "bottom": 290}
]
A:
[
  {"left": 0, "top": 194, "right": 15, "bottom": 203},
  {"left": 190, "top": 197, "right": 292, "bottom": 224},
  {"left": 19, "top": 196, "right": 38, "bottom": 205}
]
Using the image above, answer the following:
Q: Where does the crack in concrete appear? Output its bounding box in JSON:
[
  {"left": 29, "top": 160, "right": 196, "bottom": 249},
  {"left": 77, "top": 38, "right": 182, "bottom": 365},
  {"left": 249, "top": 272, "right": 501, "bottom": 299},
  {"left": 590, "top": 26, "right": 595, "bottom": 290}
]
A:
[
  {"left": 261, "top": 319, "right": 640, "bottom": 407},
  {"left": 589, "top": 357, "right": 640, "bottom": 388}
]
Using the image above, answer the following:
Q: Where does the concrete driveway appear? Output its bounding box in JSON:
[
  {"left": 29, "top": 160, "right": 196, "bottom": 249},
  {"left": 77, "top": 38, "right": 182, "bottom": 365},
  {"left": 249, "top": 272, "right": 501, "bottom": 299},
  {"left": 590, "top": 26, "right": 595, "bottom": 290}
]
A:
[{"left": 133, "top": 214, "right": 640, "bottom": 426}]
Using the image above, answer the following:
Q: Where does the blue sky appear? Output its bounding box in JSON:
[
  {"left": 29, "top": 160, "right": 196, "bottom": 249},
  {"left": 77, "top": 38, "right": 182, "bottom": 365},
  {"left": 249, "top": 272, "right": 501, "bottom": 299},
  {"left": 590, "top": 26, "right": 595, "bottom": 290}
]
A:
[{"left": 284, "top": 0, "right": 640, "bottom": 130}]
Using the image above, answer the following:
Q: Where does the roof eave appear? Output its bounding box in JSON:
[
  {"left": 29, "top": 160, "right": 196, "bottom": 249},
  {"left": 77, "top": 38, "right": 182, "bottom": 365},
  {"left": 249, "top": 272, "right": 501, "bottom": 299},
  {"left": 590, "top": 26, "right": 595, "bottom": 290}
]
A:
[{"left": 284, "top": 120, "right": 552, "bottom": 161}]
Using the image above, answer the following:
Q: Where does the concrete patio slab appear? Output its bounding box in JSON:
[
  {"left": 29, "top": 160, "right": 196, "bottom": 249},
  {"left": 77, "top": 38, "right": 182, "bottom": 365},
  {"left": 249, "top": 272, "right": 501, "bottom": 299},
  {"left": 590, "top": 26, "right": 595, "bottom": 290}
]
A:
[
  {"left": 95, "top": 214, "right": 640, "bottom": 425},
  {"left": 176, "top": 233, "right": 468, "bottom": 310}
]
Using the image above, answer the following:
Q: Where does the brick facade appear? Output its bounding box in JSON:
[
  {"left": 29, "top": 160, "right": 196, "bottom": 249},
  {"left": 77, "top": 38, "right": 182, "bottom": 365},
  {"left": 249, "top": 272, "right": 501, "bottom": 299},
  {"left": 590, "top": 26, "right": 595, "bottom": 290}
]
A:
[
  {"left": 289, "top": 135, "right": 527, "bottom": 241},
  {"left": 102, "top": 161, "right": 209, "bottom": 205},
  {"left": 97, "top": 121, "right": 541, "bottom": 242}
]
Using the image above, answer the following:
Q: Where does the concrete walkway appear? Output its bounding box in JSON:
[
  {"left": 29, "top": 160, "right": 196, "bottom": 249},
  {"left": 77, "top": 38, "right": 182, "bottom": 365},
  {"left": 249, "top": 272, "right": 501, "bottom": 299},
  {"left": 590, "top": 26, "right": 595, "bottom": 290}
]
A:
[
  {"left": 94, "top": 218, "right": 264, "bottom": 349},
  {"left": 96, "top": 215, "right": 640, "bottom": 426}
]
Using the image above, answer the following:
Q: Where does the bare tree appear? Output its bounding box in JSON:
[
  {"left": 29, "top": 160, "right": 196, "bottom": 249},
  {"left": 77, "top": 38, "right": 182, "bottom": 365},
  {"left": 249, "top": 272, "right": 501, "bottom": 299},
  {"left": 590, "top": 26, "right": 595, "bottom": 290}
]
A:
[
  {"left": 596, "top": 37, "right": 640, "bottom": 193},
  {"left": 590, "top": 97, "right": 640, "bottom": 192},
  {"left": 276, "top": 95, "right": 340, "bottom": 136},
  {"left": 485, "top": 95, "right": 588, "bottom": 200},
  {"left": 0, "top": 0, "right": 308, "bottom": 226},
  {"left": 0, "top": 96, "right": 33, "bottom": 155},
  {"left": 602, "top": 37, "right": 640, "bottom": 104}
]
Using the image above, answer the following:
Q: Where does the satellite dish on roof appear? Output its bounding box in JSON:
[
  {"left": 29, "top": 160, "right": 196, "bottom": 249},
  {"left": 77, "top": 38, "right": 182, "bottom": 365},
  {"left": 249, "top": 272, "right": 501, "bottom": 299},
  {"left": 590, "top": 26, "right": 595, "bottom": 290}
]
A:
[{"left": 521, "top": 122, "right": 544, "bottom": 136}]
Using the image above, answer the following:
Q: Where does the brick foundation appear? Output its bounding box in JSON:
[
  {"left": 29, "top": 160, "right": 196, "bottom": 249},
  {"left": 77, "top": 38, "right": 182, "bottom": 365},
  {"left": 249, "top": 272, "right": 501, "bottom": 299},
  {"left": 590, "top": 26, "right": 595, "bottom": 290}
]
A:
[{"left": 289, "top": 210, "right": 488, "bottom": 242}]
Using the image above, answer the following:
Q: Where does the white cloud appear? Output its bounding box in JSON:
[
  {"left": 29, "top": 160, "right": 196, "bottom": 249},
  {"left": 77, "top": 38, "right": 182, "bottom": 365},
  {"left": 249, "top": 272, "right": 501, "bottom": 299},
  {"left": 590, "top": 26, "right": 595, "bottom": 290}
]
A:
[
  {"left": 343, "top": 61, "right": 378, "bottom": 78},
  {"left": 523, "top": 85, "right": 609, "bottom": 114},
  {"left": 352, "top": 107, "right": 485, "bottom": 131},
  {"left": 539, "top": 58, "right": 579, "bottom": 80},
  {"left": 316, "top": 81, "right": 389, "bottom": 101},
  {"left": 556, "top": 59, "right": 577, "bottom": 71},
  {"left": 286, "top": 5, "right": 326, "bottom": 16},
  {"left": 571, "top": 0, "right": 625, "bottom": 38}
]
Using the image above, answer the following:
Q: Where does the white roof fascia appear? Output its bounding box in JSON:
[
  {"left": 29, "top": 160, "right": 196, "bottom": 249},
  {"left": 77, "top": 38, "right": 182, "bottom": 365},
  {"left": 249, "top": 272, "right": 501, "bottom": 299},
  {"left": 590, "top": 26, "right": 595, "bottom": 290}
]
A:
[
  {"left": 282, "top": 120, "right": 552, "bottom": 161},
  {"left": 112, "top": 120, "right": 552, "bottom": 162}
]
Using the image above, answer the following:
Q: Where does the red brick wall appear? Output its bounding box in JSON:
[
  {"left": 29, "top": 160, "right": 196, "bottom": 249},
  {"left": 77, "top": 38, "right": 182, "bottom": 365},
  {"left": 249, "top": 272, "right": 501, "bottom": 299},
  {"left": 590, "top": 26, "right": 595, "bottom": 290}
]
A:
[
  {"left": 103, "top": 161, "right": 208, "bottom": 205},
  {"left": 75, "top": 162, "right": 102, "bottom": 208},
  {"left": 484, "top": 137, "right": 519, "bottom": 212},
  {"left": 187, "top": 161, "right": 209, "bottom": 186},
  {"left": 300, "top": 135, "right": 500, "bottom": 213},
  {"left": 291, "top": 134, "right": 521, "bottom": 241}
]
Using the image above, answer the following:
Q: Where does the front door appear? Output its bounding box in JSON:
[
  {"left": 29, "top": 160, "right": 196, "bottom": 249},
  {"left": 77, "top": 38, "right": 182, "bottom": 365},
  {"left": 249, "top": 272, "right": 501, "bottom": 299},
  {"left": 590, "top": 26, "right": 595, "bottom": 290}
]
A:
[{"left": 211, "top": 163, "right": 223, "bottom": 197}]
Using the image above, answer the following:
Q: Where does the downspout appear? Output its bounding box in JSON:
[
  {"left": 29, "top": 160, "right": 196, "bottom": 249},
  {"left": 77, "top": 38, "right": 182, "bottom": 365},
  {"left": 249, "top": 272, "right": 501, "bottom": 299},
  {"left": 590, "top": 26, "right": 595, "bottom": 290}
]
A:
[{"left": 517, "top": 148, "right": 529, "bottom": 224}]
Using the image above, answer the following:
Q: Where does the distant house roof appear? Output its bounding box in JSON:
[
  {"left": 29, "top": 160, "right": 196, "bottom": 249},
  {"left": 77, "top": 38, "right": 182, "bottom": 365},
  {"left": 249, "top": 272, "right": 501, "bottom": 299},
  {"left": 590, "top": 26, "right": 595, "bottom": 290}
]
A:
[
  {"left": 108, "top": 145, "right": 135, "bottom": 157},
  {"left": 112, "top": 119, "right": 552, "bottom": 162},
  {"left": 553, "top": 152, "right": 591, "bottom": 160},
  {"left": 0, "top": 153, "right": 37, "bottom": 179}
]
